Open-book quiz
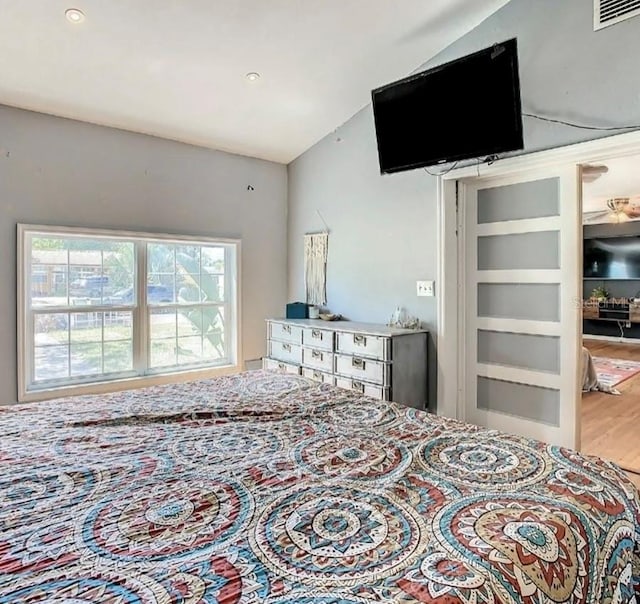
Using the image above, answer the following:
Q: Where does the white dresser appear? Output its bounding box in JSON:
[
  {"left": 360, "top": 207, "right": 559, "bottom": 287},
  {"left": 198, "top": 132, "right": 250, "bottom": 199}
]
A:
[{"left": 263, "top": 318, "right": 428, "bottom": 409}]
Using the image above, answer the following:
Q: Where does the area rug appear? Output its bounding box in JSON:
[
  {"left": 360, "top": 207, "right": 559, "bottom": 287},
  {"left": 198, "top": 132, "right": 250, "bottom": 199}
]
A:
[{"left": 593, "top": 356, "right": 640, "bottom": 388}]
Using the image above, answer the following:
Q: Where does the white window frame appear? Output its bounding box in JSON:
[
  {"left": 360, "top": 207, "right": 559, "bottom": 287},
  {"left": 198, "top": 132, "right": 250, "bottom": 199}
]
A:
[{"left": 18, "top": 224, "right": 242, "bottom": 402}]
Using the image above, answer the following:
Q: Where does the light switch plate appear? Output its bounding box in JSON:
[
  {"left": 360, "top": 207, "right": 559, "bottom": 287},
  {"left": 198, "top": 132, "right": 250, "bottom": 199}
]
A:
[{"left": 416, "top": 280, "right": 435, "bottom": 297}]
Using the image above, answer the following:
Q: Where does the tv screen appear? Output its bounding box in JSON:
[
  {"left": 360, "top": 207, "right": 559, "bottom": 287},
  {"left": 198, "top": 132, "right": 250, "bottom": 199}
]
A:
[
  {"left": 584, "top": 236, "right": 640, "bottom": 279},
  {"left": 371, "top": 38, "right": 524, "bottom": 174}
]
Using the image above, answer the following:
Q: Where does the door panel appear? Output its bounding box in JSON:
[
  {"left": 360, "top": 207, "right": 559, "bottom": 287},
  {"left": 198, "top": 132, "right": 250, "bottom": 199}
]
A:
[
  {"left": 477, "top": 377, "right": 560, "bottom": 425},
  {"left": 477, "top": 177, "right": 560, "bottom": 222},
  {"left": 477, "top": 330, "right": 560, "bottom": 373},
  {"left": 478, "top": 231, "right": 559, "bottom": 270},
  {"left": 463, "top": 168, "right": 581, "bottom": 448}
]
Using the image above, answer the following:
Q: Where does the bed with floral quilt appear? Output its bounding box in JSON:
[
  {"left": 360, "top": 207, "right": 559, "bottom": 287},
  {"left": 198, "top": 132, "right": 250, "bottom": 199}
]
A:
[{"left": 1, "top": 370, "right": 639, "bottom": 603}]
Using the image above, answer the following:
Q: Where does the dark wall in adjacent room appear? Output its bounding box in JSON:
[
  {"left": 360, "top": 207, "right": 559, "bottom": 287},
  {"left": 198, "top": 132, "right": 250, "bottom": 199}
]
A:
[{"left": 583, "top": 222, "right": 640, "bottom": 339}]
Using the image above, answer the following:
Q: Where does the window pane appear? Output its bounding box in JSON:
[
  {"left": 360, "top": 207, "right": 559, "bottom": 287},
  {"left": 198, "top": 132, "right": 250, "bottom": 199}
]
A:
[
  {"left": 202, "top": 306, "right": 225, "bottom": 360},
  {"left": 176, "top": 245, "right": 200, "bottom": 273},
  {"left": 202, "top": 246, "right": 224, "bottom": 272},
  {"left": 202, "top": 271, "right": 224, "bottom": 302},
  {"left": 35, "top": 313, "right": 69, "bottom": 345},
  {"left": 150, "top": 340, "right": 177, "bottom": 368},
  {"left": 202, "top": 247, "right": 225, "bottom": 303},
  {"left": 148, "top": 243, "right": 176, "bottom": 304},
  {"left": 104, "top": 341, "right": 133, "bottom": 373},
  {"left": 150, "top": 308, "right": 176, "bottom": 339},
  {"left": 34, "top": 311, "right": 70, "bottom": 381},
  {"left": 70, "top": 313, "right": 102, "bottom": 341},
  {"left": 102, "top": 245, "right": 135, "bottom": 304},
  {"left": 104, "top": 312, "right": 133, "bottom": 341},
  {"left": 178, "top": 275, "right": 201, "bottom": 304},
  {"left": 69, "top": 248, "right": 104, "bottom": 305},
  {"left": 35, "top": 345, "right": 69, "bottom": 381},
  {"left": 150, "top": 308, "right": 177, "bottom": 368},
  {"left": 31, "top": 242, "right": 69, "bottom": 307},
  {"left": 71, "top": 342, "right": 103, "bottom": 377},
  {"left": 178, "top": 308, "right": 202, "bottom": 337},
  {"left": 177, "top": 336, "right": 203, "bottom": 364},
  {"left": 176, "top": 246, "right": 201, "bottom": 303}
]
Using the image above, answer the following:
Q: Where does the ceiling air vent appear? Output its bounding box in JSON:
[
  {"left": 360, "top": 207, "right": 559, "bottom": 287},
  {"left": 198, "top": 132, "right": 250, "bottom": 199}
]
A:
[{"left": 594, "top": 0, "right": 640, "bottom": 30}]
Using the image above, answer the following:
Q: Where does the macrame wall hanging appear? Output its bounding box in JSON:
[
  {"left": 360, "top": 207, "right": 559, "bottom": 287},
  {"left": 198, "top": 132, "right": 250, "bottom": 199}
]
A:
[{"left": 304, "top": 232, "right": 328, "bottom": 306}]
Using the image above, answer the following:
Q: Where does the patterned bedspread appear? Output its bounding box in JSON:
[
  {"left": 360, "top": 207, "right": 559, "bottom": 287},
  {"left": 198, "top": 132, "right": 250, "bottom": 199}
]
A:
[{"left": 1, "top": 371, "right": 639, "bottom": 603}]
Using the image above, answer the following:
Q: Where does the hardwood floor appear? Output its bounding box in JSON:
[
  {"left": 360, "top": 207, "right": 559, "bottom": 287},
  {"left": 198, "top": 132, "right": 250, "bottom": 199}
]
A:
[{"left": 582, "top": 339, "right": 640, "bottom": 474}]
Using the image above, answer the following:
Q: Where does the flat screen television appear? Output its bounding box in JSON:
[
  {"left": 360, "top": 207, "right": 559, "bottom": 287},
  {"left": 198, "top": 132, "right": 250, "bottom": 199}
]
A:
[
  {"left": 584, "top": 236, "right": 640, "bottom": 279},
  {"left": 371, "top": 38, "right": 524, "bottom": 174}
]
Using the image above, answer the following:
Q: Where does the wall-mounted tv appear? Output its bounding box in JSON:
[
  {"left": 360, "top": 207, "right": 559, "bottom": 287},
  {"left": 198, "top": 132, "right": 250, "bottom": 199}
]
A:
[
  {"left": 584, "top": 236, "right": 640, "bottom": 279},
  {"left": 371, "top": 38, "right": 524, "bottom": 174}
]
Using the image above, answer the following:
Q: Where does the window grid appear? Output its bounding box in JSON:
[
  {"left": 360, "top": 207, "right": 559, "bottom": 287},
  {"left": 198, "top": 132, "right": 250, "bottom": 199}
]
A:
[{"left": 20, "top": 226, "right": 239, "bottom": 397}]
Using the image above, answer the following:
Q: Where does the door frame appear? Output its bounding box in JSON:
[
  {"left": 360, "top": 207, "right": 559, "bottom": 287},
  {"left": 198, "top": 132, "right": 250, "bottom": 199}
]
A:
[{"left": 436, "top": 129, "right": 640, "bottom": 426}]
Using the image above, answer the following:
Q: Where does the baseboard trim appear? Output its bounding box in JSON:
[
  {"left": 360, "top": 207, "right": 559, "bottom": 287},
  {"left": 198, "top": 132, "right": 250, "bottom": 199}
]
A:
[
  {"left": 583, "top": 334, "right": 640, "bottom": 345},
  {"left": 244, "top": 359, "right": 263, "bottom": 371}
]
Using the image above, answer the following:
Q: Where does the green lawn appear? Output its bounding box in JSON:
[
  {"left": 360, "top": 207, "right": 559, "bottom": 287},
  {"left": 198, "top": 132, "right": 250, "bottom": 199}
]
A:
[{"left": 35, "top": 311, "right": 225, "bottom": 380}]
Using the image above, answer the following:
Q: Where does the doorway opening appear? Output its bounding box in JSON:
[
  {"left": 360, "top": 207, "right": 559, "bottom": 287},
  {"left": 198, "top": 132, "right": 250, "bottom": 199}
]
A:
[
  {"left": 437, "top": 129, "right": 640, "bottom": 479},
  {"left": 580, "top": 154, "right": 640, "bottom": 480}
]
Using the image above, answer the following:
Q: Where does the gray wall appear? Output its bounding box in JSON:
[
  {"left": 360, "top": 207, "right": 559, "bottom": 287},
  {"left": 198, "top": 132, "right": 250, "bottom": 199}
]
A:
[
  {"left": 288, "top": 0, "right": 640, "bottom": 409},
  {"left": 0, "top": 105, "right": 288, "bottom": 404}
]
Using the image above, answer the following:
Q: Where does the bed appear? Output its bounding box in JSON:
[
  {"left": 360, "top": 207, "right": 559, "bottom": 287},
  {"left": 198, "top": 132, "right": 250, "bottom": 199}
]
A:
[{"left": 1, "top": 371, "right": 639, "bottom": 603}]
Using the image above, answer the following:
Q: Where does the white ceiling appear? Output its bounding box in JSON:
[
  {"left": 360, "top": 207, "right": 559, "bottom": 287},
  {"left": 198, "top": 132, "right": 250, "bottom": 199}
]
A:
[
  {"left": 583, "top": 155, "right": 640, "bottom": 213},
  {"left": 0, "top": 0, "right": 509, "bottom": 164}
]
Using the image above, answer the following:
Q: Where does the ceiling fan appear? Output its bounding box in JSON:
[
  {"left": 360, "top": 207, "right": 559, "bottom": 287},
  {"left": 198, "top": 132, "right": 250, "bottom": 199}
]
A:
[{"left": 583, "top": 196, "right": 640, "bottom": 223}]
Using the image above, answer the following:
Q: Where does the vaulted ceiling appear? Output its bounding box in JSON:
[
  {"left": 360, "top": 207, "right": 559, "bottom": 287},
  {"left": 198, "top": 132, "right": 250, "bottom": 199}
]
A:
[{"left": 0, "top": 0, "right": 509, "bottom": 163}]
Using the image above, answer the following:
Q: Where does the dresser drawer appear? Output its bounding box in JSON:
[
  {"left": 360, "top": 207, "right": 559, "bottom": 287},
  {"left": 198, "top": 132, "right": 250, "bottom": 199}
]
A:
[
  {"left": 263, "top": 358, "right": 301, "bottom": 375},
  {"left": 302, "top": 347, "right": 334, "bottom": 372},
  {"left": 334, "top": 353, "right": 389, "bottom": 386},
  {"left": 302, "top": 327, "right": 334, "bottom": 351},
  {"left": 336, "top": 332, "right": 389, "bottom": 360},
  {"left": 268, "top": 321, "right": 303, "bottom": 345},
  {"left": 269, "top": 340, "right": 303, "bottom": 364},
  {"left": 302, "top": 367, "right": 334, "bottom": 384},
  {"left": 335, "top": 376, "right": 389, "bottom": 401}
]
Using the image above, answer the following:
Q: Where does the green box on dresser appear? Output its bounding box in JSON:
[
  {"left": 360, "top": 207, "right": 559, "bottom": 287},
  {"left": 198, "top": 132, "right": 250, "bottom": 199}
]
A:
[{"left": 263, "top": 318, "right": 428, "bottom": 410}]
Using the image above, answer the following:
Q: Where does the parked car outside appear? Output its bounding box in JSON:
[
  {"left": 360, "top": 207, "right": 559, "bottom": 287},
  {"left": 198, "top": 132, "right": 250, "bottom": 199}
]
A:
[
  {"left": 107, "top": 284, "right": 173, "bottom": 305},
  {"left": 70, "top": 275, "right": 109, "bottom": 297}
]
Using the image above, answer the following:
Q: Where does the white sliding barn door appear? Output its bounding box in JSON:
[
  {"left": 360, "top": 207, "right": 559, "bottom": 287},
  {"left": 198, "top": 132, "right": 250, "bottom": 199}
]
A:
[{"left": 462, "top": 168, "right": 581, "bottom": 448}]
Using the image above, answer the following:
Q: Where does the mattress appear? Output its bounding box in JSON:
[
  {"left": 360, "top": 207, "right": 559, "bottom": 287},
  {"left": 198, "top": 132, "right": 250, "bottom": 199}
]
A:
[{"left": 0, "top": 370, "right": 638, "bottom": 603}]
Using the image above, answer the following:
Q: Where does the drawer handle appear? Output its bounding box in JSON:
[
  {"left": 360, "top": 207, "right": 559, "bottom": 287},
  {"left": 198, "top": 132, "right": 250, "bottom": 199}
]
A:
[
  {"left": 354, "top": 335, "right": 366, "bottom": 346},
  {"left": 282, "top": 343, "right": 292, "bottom": 352},
  {"left": 313, "top": 370, "right": 322, "bottom": 379},
  {"left": 311, "top": 329, "right": 322, "bottom": 339},
  {"left": 282, "top": 325, "right": 291, "bottom": 334},
  {"left": 312, "top": 350, "right": 323, "bottom": 360},
  {"left": 352, "top": 381, "right": 365, "bottom": 393},
  {"left": 352, "top": 357, "right": 365, "bottom": 370},
  {"left": 278, "top": 363, "right": 286, "bottom": 370}
]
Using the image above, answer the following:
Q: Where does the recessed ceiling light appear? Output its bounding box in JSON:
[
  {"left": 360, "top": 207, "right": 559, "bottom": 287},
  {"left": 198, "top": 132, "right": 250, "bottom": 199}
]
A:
[
  {"left": 65, "top": 8, "right": 85, "bottom": 24},
  {"left": 245, "top": 72, "right": 261, "bottom": 82}
]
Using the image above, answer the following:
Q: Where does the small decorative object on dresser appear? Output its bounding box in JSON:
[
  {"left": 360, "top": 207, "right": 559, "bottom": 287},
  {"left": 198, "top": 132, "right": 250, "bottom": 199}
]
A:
[{"left": 263, "top": 318, "right": 428, "bottom": 409}]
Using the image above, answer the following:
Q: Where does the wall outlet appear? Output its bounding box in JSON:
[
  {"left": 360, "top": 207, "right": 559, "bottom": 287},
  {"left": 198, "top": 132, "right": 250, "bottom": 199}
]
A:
[{"left": 416, "top": 280, "right": 435, "bottom": 297}]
